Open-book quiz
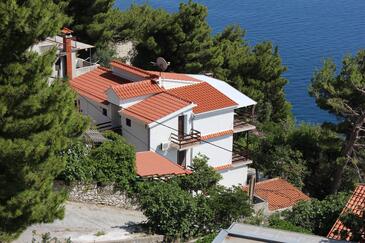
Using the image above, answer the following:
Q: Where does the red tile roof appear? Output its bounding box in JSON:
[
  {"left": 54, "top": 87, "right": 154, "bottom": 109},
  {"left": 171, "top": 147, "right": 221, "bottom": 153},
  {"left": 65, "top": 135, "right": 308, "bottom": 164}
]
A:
[
  {"left": 110, "top": 60, "right": 158, "bottom": 79},
  {"left": 168, "top": 82, "right": 238, "bottom": 114},
  {"left": 148, "top": 71, "right": 201, "bottom": 82},
  {"left": 122, "top": 92, "right": 192, "bottom": 124},
  {"left": 110, "top": 80, "right": 164, "bottom": 99},
  {"left": 243, "top": 178, "right": 310, "bottom": 211},
  {"left": 61, "top": 27, "right": 73, "bottom": 34},
  {"left": 69, "top": 67, "right": 131, "bottom": 103},
  {"left": 136, "top": 151, "right": 191, "bottom": 177},
  {"left": 327, "top": 184, "right": 365, "bottom": 241},
  {"left": 214, "top": 164, "right": 232, "bottom": 171},
  {"left": 201, "top": 130, "right": 234, "bottom": 140}
]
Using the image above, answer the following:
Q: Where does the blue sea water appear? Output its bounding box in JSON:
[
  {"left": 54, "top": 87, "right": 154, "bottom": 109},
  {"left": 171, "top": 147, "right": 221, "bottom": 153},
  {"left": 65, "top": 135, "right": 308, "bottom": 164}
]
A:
[{"left": 116, "top": 0, "right": 365, "bottom": 124}]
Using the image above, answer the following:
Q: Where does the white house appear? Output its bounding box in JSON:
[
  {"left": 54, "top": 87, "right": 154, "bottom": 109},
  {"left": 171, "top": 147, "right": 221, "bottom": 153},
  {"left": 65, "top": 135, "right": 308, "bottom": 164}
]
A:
[
  {"left": 69, "top": 59, "right": 257, "bottom": 187},
  {"left": 31, "top": 27, "right": 98, "bottom": 82}
]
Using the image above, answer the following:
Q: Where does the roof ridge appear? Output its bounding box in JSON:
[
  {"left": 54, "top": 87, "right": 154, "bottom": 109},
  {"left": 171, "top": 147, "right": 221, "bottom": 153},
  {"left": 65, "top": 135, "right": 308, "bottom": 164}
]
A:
[
  {"left": 98, "top": 66, "right": 110, "bottom": 72},
  {"left": 110, "top": 60, "right": 158, "bottom": 78},
  {"left": 163, "top": 91, "right": 193, "bottom": 105}
]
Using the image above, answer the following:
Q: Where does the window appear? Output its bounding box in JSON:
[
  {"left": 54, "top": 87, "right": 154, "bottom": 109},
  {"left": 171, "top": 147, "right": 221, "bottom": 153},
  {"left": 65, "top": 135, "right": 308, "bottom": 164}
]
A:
[
  {"left": 102, "top": 108, "right": 107, "bottom": 116},
  {"left": 126, "top": 118, "right": 131, "bottom": 127},
  {"left": 177, "top": 150, "right": 187, "bottom": 167}
]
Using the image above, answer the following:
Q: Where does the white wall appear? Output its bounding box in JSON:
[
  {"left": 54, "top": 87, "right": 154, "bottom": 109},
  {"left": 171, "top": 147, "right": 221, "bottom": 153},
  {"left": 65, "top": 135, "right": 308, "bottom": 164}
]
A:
[
  {"left": 106, "top": 89, "right": 154, "bottom": 108},
  {"left": 78, "top": 96, "right": 110, "bottom": 125},
  {"left": 150, "top": 110, "right": 194, "bottom": 166},
  {"left": 218, "top": 165, "right": 248, "bottom": 187},
  {"left": 161, "top": 79, "right": 199, "bottom": 89},
  {"left": 192, "top": 135, "right": 233, "bottom": 168},
  {"left": 111, "top": 67, "right": 145, "bottom": 82},
  {"left": 194, "top": 109, "right": 234, "bottom": 136},
  {"left": 121, "top": 114, "right": 149, "bottom": 151}
]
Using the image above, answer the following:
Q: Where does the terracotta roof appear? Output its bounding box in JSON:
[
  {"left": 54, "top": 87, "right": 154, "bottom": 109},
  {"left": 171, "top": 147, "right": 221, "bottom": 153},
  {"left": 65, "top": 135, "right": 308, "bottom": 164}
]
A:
[
  {"left": 110, "top": 60, "right": 158, "bottom": 79},
  {"left": 327, "top": 184, "right": 365, "bottom": 240},
  {"left": 110, "top": 80, "right": 164, "bottom": 99},
  {"left": 148, "top": 71, "right": 201, "bottom": 82},
  {"left": 61, "top": 27, "right": 73, "bottom": 34},
  {"left": 136, "top": 151, "right": 191, "bottom": 177},
  {"left": 122, "top": 92, "right": 192, "bottom": 124},
  {"left": 168, "top": 82, "right": 238, "bottom": 114},
  {"left": 242, "top": 178, "right": 310, "bottom": 211},
  {"left": 69, "top": 67, "right": 131, "bottom": 103},
  {"left": 214, "top": 164, "right": 232, "bottom": 171},
  {"left": 201, "top": 130, "right": 234, "bottom": 140}
]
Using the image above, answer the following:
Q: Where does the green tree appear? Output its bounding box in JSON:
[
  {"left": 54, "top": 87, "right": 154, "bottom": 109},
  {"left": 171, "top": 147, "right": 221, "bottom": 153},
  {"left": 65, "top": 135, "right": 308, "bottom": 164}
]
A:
[
  {"left": 268, "top": 214, "right": 311, "bottom": 234},
  {"left": 90, "top": 131, "right": 136, "bottom": 191},
  {"left": 282, "top": 192, "right": 349, "bottom": 236},
  {"left": 176, "top": 154, "right": 221, "bottom": 194},
  {"left": 310, "top": 50, "right": 365, "bottom": 194},
  {"left": 0, "top": 0, "right": 88, "bottom": 240},
  {"left": 132, "top": 1, "right": 222, "bottom": 73},
  {"left": 214, "top": 26, "right": 291, "bottom": 122},
  {"left": 339, "top": 209, "right": 364, "bottom": 241}
]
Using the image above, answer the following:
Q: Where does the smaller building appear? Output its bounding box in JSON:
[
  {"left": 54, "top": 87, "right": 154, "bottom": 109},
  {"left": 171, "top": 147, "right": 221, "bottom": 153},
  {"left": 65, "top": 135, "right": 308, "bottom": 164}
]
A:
[
  {"left": 243, "top": 177, "right": 310, "bottom": 214},
  {"left": 327, "top": 184, "right": 365, "bottom": 241},
  {"left": 213, "top": 223, "right": 346, "bottom": 243}
]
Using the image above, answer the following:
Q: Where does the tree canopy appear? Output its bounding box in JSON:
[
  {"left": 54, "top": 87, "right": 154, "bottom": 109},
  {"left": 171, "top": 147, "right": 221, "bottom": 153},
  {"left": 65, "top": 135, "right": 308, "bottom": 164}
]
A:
[
  {"left": 310, "top": 50, "right": 365, "bottom": 193},
  {"left": 0, "top": 0, "right": 88, "bottom": 240}
]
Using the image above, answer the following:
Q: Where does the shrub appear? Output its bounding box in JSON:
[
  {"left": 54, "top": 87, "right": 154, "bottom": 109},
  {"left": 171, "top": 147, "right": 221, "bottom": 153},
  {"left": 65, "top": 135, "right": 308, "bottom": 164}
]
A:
[{"left": 268, "top": 214, "right": 311, "bottom": 234}]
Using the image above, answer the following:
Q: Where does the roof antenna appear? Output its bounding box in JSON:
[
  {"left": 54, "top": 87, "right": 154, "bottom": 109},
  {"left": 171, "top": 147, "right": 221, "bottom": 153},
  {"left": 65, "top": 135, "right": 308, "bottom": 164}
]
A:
[{"left": 151, "top": 57, "right": 170, "bottom": 88}]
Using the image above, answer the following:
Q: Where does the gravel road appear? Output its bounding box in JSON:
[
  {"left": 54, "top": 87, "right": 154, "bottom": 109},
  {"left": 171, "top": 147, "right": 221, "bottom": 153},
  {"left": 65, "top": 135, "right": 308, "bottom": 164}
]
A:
[{"left": 15, "top": 201, "right": 147, "bottom": 243}]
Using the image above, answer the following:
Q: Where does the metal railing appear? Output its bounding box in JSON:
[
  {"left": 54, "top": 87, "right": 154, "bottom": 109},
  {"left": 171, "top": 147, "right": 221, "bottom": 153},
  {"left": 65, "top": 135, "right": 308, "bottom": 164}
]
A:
[
  {"left": 232, "top": 143, "right": 250, "bottom": 163},
  {"left": 170, "top": 129, "right": 201, "bottom": 149}
]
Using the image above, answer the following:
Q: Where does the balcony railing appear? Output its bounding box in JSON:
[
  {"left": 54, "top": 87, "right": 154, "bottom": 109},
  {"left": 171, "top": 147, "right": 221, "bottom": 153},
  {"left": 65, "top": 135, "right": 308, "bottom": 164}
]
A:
[
  {"left": 232, "top": 143, "right": 252, "bottom": 165},
  {"left": 75, "top": 58, "right": 98, "bottom": 77},
  {"left": 170, "top": 129, "right": 201, "bottom": 150},
  {"left": 234, "top": 108, "right": 256, "bottom": 133}
]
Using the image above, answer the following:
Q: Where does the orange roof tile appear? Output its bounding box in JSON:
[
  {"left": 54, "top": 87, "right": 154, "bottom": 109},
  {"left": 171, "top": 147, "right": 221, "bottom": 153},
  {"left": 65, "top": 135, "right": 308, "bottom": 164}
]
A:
[
  {"left": 148, "top": 71, "right": 201, "bottom": 82},
  {"left": 122, "top": 93, "right": 192, "bottom": 124},
  {"left": 243, "top": 178, "right": 310, "bottom": 211},
  {"left": 214, "top": 164, "right": 232, "bottom": 171},
  {"left": 61, "top": 27, "right": 73, "bottom": 34},
  {"left": 201, "top": 130, "right": 234, "bottom": 140},
  {"left": 327, "top": 184, "right": 365, "bottom": 240},
  {"left": 168, "top": 82, "right": 238, "bottom": 114},
  {"left": 110, "top": 60, "right": 158, "bottom": 79},
  {"left": 136, "top": 151, "right": 191, "bottom": 177},
  {"left": 69, "top": 67, "right": 131, "bottom": 103},
  {"left": 110, "top": 80, "right": 164, "bottom": 99}
]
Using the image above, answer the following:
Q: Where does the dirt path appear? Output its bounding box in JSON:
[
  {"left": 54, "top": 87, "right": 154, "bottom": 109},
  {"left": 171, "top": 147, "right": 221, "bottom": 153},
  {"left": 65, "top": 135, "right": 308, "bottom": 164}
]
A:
[{"left": 15, "top": 201, "right": 147, "bottom": 243}]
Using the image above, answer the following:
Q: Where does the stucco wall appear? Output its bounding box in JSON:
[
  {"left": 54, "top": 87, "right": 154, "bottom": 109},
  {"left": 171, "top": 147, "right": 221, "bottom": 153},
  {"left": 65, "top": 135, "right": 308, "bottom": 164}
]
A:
[
  {"left": 121, "top": 114, "right": 149, "bottom": 151},
  {"left": 150, "top": 110, "right": 193, "bottom": 165},
  {"left": 111, "top": 67, "right": 144, "bottom": 82},
  {"left": 218, "top": 165, "right": 248, "bottom": 187},
  {"left": 193, "top": 135, "right": 233, "bottom": 167},
  {"left": 194, "top": 109, "right": 234, "bottom": 136},
  {"left": 78, "top": 96, "right": 111, "bottom": 125},
  {"left": 160, "top": 79, "right": 198, "bottom": 89}
]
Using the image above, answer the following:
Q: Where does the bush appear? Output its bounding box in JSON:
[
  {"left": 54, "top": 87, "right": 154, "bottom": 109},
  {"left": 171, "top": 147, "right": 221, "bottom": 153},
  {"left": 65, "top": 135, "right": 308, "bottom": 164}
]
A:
[
  {"left": 59, "top": 141, "right": 95, "bottom": 184},
  {"left": 268, "top": 214, "right": 311, "bottom": 234},
  {"left": 282, "top": 192, "right": 349, "bottom": 236},
  {"left": 59, "top": 131, "right": 136, "bottom": 191}
]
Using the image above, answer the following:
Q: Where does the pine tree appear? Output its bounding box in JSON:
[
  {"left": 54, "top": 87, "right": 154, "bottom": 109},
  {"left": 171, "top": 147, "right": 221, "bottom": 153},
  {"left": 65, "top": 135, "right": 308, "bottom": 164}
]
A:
[
  {"left": 0, "top": 0, "right": 88, "bottom": 240},
  {"left": 310, "top": 50, "right": 365, "bottom": 193}
]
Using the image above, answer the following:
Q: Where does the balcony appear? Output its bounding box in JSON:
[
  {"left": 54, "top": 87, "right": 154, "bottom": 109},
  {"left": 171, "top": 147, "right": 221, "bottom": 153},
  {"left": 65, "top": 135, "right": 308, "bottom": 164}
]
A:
[
  {"left": 234, "top": 107, "right": 256, "bottom": 133},
  {"left": 75, "top": 58, "right": 98, "bottom": 77},
  {"left": 232, "top": 143, "right": 252, "bottom": 166},
  {"left": 170, "top": 129, "right": 201, "bottom": 150}
]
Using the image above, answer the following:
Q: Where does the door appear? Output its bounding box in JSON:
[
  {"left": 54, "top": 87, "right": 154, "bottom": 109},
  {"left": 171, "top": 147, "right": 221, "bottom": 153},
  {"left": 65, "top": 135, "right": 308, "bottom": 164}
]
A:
[
  {"left": 178, "top": 115, "right": 185, "bottom": 139},
  {"left": 177, "top": 150, "right": 187, "bottom": 166}
]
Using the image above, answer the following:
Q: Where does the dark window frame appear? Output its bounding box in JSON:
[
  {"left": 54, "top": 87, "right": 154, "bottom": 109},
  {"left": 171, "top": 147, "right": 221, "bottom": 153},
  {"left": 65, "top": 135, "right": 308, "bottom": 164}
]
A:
[
  {"left": 126, "top": 118, "right": 131, "bottom": 127},
  {"left": 102, "top": 108, "right": 107, "bottom": 116}
]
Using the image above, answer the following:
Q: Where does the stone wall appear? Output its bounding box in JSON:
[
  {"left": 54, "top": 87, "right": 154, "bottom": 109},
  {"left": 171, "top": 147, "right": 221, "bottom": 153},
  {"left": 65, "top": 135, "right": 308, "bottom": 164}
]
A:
[{"left": 55, "top": 181, "right": 139, "bottom": 210}]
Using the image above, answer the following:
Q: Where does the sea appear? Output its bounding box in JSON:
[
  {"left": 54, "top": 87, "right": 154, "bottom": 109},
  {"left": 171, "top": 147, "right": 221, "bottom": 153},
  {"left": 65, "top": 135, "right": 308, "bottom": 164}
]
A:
[{"left": 116, "top": 0, "right": 365, "bottom": 124}]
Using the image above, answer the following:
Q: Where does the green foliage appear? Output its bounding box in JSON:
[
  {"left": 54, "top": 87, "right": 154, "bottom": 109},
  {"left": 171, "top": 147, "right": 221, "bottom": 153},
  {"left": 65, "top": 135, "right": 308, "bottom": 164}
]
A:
[
  {"left": 268, "top": 214, "right": 311, "bottom": 234},
  {"left": 136, "top": 156, "right": 252, "bottom": 240},
  {"left": 90, "top": 131, "right": 136, "bottom": 190},
  {"left": 58, "top": 141, "right": 94, "bottom": 183},
  {"left": 59, "top": 131, "right": 136, "bottom": 191},
  {"left": 175, "top": 154, "right": 222, "bottom": 194},
  {"left": 196, "top": 233, "right": 218, "bottom": 243},
  {"left": 282, "top": 192, "right": 349, "bottom": 236},
  {"left": 309, "top": 50, "right": 365, "bottom": 193},
  {"left": 0, "top": 0, "right": 88, "bottom": 240}
]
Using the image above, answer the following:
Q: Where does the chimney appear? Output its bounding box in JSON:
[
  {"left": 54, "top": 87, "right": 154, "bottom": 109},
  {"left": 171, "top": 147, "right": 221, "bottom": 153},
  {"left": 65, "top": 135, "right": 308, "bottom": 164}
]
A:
[
  {"left": 62, "top": 27, "right": 74, "bottom": 79},
  {"left": 248, "top": 174, "right": 256, "bottom": 202}
]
